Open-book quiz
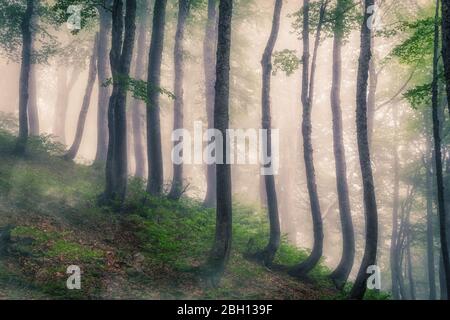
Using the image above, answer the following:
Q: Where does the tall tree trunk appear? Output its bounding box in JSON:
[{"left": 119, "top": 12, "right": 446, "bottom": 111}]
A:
[
  {"left": 329, "top": 0, "right": 355, "bottom": 290},
  {"left": 203, "top": 0, "right": 218, "bottom": 208},
  {"left": 349, "top": 0, "right": 378, "bottom": 300},
  {"left": 432, "top": 0, "right": 450, "bottom": 299},
  {"left": 406, "top": 222, "right": 416, "bottom": 300},
  {"left": 28, "top": 64, "right": 39, "bottom": 136},
  {"left": 15, "top": 0, "right": 34, "bottom": 155},
  {"left": 367, "top": 37, "right": 377, "bottom": 147},
  {"left": 104, "top": 0, "right": 137, "bottom": 205},
  {"left": 95, "top": 5, "right": 112, "bottom": 164},
  {"left": 168, "top": 0, "right": 191, "bottom": 200},
  {"left": 426, "top": 117, "right": 437, "bottom": 300},
  {"left": 65, "top": 34, "right": 99, "bottom": 161},
  {"left": 146, "top": 0, "right": 167, "bottom": 196},
  {"left": 206, "top": 0, "right": 233, "bottom": 286},
  {"left": 130, "top": 2, "right": 149, "bottom": 178},
  {"left": 291, "top": 0, "right": 326, "bottom": 277},
  {"left": 442, "top": 0, "right": 450, "bottom": 116},
  {"left": 257, "top": 0, "right": 283, "bottom": 266},
  {"left": 390, "top": 106, "right": 400, "bottom": 299}
]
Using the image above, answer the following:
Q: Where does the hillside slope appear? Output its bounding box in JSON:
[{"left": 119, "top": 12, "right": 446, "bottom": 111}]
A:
[{"left": 0, "top": 127, "right": 361, "bottom": 300}]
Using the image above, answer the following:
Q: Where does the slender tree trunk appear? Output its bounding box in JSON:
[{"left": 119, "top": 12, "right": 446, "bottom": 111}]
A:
[
  {"left": 168, "top": 0, "right": 191, "bottom": 200},
  {"left": 95, "top": 5, "right": 112, "bottom": 164},
  {"left": 28, "top": 64, "right": 39, "bottom": 136},
  {"left": 104, "top": 0, "right": 137, "bottom": 205},
  {"left": 349, "top": 0, "right": 378, "bottom": 300},
  {"left": 65, "top": 34, "right": 99, "bottom": 160},
  {"left": 206, "top": 0, "right": 233, "bottom": 286},
  {"left": 367, "top": 37, "right": 377, "bottom": 147},
  {"left": 130, "top": 2, "right": 149, "bottom": 178},
  {"left": 329, "top": 0, "right": 355, "bottom": 290},
  {"left": 432, "top": 0, "right": 450, "bottom": 299},
  {"left": 203, "top": 0, "right": 218, "bottom": 207},
  {"left": 442, "top": 0, "right": 450, "bottom": 116},
  {"left": 15, "top": 0, "right": 34, "bottom": 155},
  {"left": 426, "top": 118, "right": 437, "bottom": 300},
  {"left": 406, "top": 222, "right": 416, "bottom": 300},
  {"left": 390, "top": 106, "right": 400, "bottom": 299},
  {"left": 257, "top": 0, "right": 283, "bottom": 266},
  {"left": 291, "top": 0, "right": 326, "bottom": 277},
  {"left": 146, "top": 0, "right": 167, "bottom": 196}
]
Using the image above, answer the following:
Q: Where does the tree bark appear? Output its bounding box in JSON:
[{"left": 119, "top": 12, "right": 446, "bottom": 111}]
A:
[
  {"left": 206, "top": 0, "right": 233, "bottom": 286},
  {"left": 103, "top": 0, "right": 137, "bottom": 205},
  {"left": 94, "top": 5, "right": 112, "bottom": 164},
  {"left": 203, "top": 0, "right": 218, "bottom": 208},
  {"left": 28, "top": 64, "right": 39, "bottom": 136},
  {"left": 349, "top": 0, "right": 378, "bottom": 300},
  {"left": 442, "top": 0, "right": 450, "bottom": 116},
  {"left": 426, "top": 117, "right": 437, "bottom": 300},
  {"left": 432, "top": 0, "right": 450, "bottom": 299},
  {"left": 15, "top": 0, "right": 34, "bottom": 155},
  {"left": 291, "top": 0, "right": 326, "bottom": 277},
  {"left": 65, "top": 34, "right": 99, "bottom": 161},
  {"left": 406, "top": 223, "right": 416, "bottom": 300},
  {"left": 168, "top": 0, "right": 191, "bottom": 200},
  {"left": 130, "top": 1, "right": 149, "bottom": 178},
  {"left": 257, "top": 0, "right": 283, "bottom": 266},
  {"left": 329, "top": 0, "right": 355, "bottom": 290},
  {"left": 146, "top": 0, "right": 167, "bottom": 196}
]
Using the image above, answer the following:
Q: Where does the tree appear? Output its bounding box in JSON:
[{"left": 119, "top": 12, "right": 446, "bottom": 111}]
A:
[
  {"left": 65, "top": 34, "right": 99, "bottom": 161},
  {"left": 329, "top": 0, "right": 355, "bottom": 289},
  {"left": 206, "top": 0, "right": 233, "bottom": 286},
  {"left": 258, "top": 0, "right": 282, "bottom": 266},
  {"left": 425, "top": 116, "right": 437, "bottom": 300},
  {"left": 15, "top": 0, "right": 34, "bottom": 155},
  {"left": 146, "top": 0, "right": 167, "bottom": 196},
  {"left": 349, "top": 0, "right": 378, "bottom": 300},
  {"left": 203, "top": 0, "right": 218, "bottom": 207},
  {"left": 103, "top": 0, "right": 137, "bottom": 205},
  {"left": 431, "top": 0, "right": 450, "bottom": 299},
  {"left": 95, "top": 3, "right": 112, "bottom": 164},
  {"left": 290, "top": 0, "right": 327, "bottom": 278},
  {"left": 168, "top": 0, "right": 191, "bottom": 200},
  {"left": 130, "top": 0, "right": 149, "bottom": 178},
  {"left": 442, "top": 0, "right": 450, "bottom": 116}
]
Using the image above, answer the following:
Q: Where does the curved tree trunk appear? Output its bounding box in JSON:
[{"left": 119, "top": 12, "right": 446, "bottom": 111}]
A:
[
  {"left": 15, "top": 0, "right": 34, "bottom": 155},
  {"left": 206, "top": 0, "right": 233, "bottom": 286},
  {"left": 349, "top": 0, "right": 378, "bottom": 300},
  {"left": 432, "top": 0, "right": 450, "bottom": 299},
  {"left": 65, "top": 34, "right": 99, "bottom": 161},
  {"left": 203, "top": 0, "right": 218, "bottom": 208},
  {"left": 104, "top": 0, "right": 137, "bottom": 205},
  {"left": 258, "top": 0, "right": 283, "bottom": 266},
  {"left": 146, "top": 0, "right": 167, "bottom": 196},
  {"left": 291, "top": 0, "right": 326, "bottom": 277},
  {"left": 168, "top": 0, "right": 191, "bottom": 200},
  {"left": 329, "top": 0, "right": 355, "bottom": 290},
  {"left": 94, "top": 5, "right": 112, "bottom": 164}
]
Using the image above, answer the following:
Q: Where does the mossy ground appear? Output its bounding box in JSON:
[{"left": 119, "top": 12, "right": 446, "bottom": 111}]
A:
[{"left": 0, "top": 117, "right": 388, "bottom": 300}]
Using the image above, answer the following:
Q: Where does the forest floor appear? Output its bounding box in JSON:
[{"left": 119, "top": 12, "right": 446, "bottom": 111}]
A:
[{"left": 0, "top": 124, "right": 386, "bottom": 300}]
